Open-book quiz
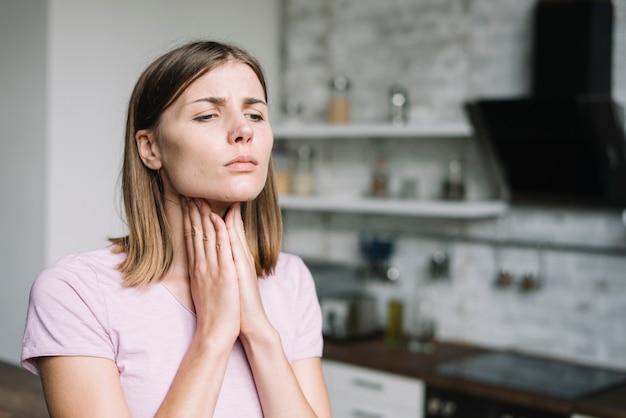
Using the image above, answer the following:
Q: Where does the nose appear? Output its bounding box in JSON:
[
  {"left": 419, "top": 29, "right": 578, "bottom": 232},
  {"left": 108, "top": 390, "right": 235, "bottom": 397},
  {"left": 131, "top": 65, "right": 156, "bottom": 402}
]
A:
[{"left": 228, "top": 113, "right": 253, "bottom": 144}]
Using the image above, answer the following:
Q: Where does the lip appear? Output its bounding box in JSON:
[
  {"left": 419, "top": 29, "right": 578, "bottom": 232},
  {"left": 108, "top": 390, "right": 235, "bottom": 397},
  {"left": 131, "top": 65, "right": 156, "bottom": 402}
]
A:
[{"left": 225, "top": 155, "right": 259, "bottom": 172}]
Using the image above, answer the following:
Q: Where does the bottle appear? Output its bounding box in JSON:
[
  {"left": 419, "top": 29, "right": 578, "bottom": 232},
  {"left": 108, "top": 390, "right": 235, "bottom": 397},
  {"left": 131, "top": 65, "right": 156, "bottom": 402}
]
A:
[
  {"left": 327, "top": 75, "right": 351, "bottom": 124},
  {"left": 370, "top": 157, "right": 389, "bottom": 197},
  {"left": 442, "top": 155, "right": 466, "bottom": 200},
  {"left": 389, "top": 84, "right": 409, "bottom": 125},
  {"left": 385, "top": 276, "right": 404, "bottom": 347},
  {"left": 291, "top": 145, "right": 314, "bottom": 195}
]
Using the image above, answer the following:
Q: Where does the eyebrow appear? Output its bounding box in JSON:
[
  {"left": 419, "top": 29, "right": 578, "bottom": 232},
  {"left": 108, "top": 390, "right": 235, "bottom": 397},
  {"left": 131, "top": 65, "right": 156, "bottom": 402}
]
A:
[{"left": 189, "top": 97, "right": 267, "bottom": 107}]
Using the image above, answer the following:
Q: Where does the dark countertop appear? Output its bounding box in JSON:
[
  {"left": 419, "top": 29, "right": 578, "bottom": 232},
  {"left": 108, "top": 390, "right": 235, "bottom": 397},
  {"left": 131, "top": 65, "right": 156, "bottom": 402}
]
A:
[
  {"left": 323, "top": 338, "right": 626, "bottom": 418},
  {"left": 0, "top": 360, "right": 48, "bottom": 418}
]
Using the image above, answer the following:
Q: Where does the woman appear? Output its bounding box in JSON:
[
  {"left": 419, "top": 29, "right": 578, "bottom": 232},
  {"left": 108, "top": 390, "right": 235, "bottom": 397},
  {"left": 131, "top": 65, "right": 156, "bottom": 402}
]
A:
[{"left": 21, "top": 40, "right": 332, "bottom": 418}]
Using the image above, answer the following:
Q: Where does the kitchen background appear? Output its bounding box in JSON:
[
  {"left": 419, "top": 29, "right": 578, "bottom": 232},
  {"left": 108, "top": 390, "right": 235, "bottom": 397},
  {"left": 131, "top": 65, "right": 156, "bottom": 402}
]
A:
[
  {"left": 277, "top": 0, "right": 626, "bottom": 372},
  {"left": 1, "top": 0, "right": 625, "bottom": 376}
]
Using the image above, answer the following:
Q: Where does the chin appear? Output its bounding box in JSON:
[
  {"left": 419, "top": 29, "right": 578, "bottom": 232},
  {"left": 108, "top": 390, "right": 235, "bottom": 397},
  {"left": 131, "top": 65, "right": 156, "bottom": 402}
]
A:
[{"left": 223, "top": 184, "right": 265, "bottom": 203}]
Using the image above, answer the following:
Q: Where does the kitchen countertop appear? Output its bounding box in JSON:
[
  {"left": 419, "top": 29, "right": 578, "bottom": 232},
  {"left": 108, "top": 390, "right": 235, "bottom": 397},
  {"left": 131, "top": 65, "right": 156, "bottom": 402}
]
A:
[{"left": 323, "top": 338, "right": 626, "bottom": 418}]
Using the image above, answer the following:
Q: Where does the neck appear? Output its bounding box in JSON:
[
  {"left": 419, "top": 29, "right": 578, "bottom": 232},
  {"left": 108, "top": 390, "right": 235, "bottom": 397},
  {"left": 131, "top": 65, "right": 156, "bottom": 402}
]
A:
[{"left": 162, "top": 195, "right": 231, "bottom": 281}]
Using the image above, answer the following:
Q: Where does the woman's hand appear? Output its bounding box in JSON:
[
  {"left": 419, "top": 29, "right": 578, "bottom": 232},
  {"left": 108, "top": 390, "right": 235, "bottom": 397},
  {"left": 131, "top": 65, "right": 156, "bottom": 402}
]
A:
[
  {"left": 181, "top": 197, "right": 240, "bottom": 345},
  {"left": 224, "top": 202, "right": 274, "bottom": 340}
]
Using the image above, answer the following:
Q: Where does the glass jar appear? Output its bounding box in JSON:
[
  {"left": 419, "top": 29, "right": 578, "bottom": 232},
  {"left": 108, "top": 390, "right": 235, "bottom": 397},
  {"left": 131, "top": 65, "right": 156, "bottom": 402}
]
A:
[
  {"left": 327, "top": 75, "right": 351, "bottom": 124},
  {"left": 291, "top": 145, "right": 314, "bottom": 195}
]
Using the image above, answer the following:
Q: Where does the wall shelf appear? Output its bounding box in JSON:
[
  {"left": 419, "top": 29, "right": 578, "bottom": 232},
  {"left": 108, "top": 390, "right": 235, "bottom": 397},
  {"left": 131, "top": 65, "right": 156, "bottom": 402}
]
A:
[
  {"left": 279, "top": 195, "right": 508, "bottom": 219},
  {"left": 274, "top": 122, "right": 508, "bottom": 220},
  {"left": 273, "top": 122, "right": 472, "bottom": 140}
]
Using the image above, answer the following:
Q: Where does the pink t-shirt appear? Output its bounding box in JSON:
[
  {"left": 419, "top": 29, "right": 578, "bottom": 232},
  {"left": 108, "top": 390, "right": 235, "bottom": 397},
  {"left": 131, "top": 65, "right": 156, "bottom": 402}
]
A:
[{"left": 21, "top": 246, "right": 323, "bottom": 417}]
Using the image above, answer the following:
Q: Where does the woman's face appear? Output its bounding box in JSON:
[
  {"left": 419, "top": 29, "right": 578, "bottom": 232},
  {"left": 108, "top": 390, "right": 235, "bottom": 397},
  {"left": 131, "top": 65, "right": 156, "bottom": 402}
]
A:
[{"left": 145, "top": 60, "right": 273, "bottom": 214}]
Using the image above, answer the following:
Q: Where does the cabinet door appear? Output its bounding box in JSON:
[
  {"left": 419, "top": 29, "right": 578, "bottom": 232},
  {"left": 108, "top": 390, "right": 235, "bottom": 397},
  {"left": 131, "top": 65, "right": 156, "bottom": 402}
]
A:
[
  {"left": 330, "top": 398, "right": 417, "bottom": 418},
  {"left": 322, "top": 360, "right": 424, "bottom": 418}
]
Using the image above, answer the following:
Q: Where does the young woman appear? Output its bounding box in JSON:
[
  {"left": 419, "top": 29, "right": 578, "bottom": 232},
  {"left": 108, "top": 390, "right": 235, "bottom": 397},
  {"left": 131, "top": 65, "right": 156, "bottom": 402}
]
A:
[{"left": 22, "top": 40, "right": 332, "bottom": 418}]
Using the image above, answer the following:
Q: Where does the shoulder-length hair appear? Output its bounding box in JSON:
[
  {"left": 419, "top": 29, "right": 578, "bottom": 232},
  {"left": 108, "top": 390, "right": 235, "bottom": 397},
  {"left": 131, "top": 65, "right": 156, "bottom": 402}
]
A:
[{"left": 110, "top": 41, "right": 282, "bottom": 287}]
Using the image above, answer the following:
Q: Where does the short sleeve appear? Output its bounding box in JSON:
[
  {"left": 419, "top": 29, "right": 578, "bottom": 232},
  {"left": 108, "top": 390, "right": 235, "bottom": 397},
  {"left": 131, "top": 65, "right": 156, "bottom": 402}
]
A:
[
  {"left": 21, "top": 257, "right": 115, "bottom": 375},
  {"left": 292, "top": 257, "right": 323, "bottom": 361}
]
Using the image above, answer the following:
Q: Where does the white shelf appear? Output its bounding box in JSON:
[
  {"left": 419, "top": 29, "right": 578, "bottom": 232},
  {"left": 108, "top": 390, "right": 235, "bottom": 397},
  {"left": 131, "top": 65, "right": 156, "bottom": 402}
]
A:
[
  {"left": 279, "top": 195, "right": 508, "bottom": 219},
  {"left": 273, "top": 122, "right": 472, "bottom": 140}
]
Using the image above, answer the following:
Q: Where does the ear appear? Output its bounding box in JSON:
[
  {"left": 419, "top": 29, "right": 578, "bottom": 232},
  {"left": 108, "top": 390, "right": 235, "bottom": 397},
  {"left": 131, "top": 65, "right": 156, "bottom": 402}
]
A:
[{"left": 136, "top": 129, "right": 162, "bottom": 170}]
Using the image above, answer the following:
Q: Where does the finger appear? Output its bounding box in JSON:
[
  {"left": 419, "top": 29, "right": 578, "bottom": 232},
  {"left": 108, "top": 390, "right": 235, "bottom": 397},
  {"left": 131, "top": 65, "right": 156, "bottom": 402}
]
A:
[
  {"left": 210, "top": 211, "right": 236, "bottom": 276},
  {"left": 180, "top": 196, "right": 195, "bottom": 268},
  {"left": 232, "top": 203, "right": 248, "bottom": 248},
  {"left": 195, "top": 199, "right": 218, "bottom": 267},
  {"left": 227, "top": 203, "right": 254, "bottom": 265},
  {"left": 187, "top": 197, "right": 207, "bottom": 271}
]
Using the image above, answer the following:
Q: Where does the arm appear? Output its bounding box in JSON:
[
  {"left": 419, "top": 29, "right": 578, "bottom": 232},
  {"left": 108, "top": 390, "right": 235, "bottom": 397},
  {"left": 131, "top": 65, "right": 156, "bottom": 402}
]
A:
[
  {"left": 241, "top": 333, "right": 332, "bottom": 418},
  {"left": 39, "top": 356, "right": 132, "bottom": 418}
]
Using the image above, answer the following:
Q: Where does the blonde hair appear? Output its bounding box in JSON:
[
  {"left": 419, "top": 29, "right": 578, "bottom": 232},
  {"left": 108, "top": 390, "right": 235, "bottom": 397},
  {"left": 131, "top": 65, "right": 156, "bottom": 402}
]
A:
[{"left": 110, "top": 41, "right": 282, "bottom": 287}]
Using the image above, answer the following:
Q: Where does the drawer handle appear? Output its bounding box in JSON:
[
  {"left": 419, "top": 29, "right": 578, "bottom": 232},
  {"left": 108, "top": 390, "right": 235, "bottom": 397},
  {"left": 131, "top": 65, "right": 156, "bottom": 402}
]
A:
[
  {"left": 351, "top": 377, "right": 383, "bottom": 391},
  {"left": 350, "top": 408, "right": 384, "bottom": 418}
]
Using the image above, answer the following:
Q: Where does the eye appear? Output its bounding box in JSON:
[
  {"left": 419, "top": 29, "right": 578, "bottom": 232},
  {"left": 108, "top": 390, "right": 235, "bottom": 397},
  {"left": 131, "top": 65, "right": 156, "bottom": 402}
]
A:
[
  {"left": 193, "top": 114, "right": 216, "bottom": 122},
  {"left": 246, "top": 111, "right": 266, "bottom": 122}
]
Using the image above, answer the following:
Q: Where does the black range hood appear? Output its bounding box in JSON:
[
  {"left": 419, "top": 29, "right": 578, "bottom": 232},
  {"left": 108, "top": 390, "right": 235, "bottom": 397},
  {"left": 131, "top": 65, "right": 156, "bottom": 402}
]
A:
[{"left": 466, "top": 0, "right": 626, "bottom": 208}]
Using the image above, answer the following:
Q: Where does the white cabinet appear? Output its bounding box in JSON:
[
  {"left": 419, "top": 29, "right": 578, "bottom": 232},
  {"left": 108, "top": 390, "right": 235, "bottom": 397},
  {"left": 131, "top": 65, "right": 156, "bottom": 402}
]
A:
[
  {"left": 273, "top": 123, "right": 509, "bottom": 220},
  {"left": 322, "top": 359, "right": 424, "bottom": 418}
]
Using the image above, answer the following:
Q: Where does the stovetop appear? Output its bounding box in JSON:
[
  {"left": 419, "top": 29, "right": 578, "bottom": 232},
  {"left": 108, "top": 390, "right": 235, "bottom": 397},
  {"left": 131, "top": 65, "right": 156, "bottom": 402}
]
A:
[{"left": 437, "top": 351, "right": 626, "bottom": 400}]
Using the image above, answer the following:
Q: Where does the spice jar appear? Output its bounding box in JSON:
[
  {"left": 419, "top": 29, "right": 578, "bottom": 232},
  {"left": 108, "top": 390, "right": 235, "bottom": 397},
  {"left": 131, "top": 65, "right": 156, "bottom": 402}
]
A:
[
  {"left": 370, "top": 157, "right": 389, "bottom": 197},
  {"left": 327, "top": 75, "right": 350, "bottom": 124},
  {"left": 291, "top": 145, "right": 314, "bottom": 195},
  {"left": 272, "top": 146, "right": 291, "bottom": 195}
]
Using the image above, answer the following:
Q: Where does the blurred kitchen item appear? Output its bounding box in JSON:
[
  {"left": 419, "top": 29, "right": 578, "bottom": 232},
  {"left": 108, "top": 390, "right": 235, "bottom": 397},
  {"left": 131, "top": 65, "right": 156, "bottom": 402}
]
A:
[
  {"left": 272, "top": 146, "right": 291, "bottom": 195},
  {"left": 304, "top": 258, "right": 361, "bottom": 299},
  {"left": 389, "top": 84, "right": 409, "bottom": 125},
  {"left": 399, "top": 177, "right": 418, "bottom": 199},
  {"left": 281, "top": 98, "right": 303, "bottom": 125},
  {"left": 327, "top": 75, "right": 351, "bottom": 124},
  {"left": 407, "top": 297, "right": 436, "bottom": 354},
  {"left": 520, "top": 272, "right": 541, "bottom": 292},
  {"left": 358, "top": 232, "right": 395, "bottom": 280},
  {"left": 437, "top": 351, "right": 626, "bottom": 401},
  {"left": 385, "top": 266, "right": 401, "bottom": 282},
  {"left": 494, "top": 268, "right": 514, "bottom": 288},
  {"left": 385, "top": 298, "right": 404, "bottom": 346},
  {"left": 441, "top": 155, "right": 466, "bottom": 200},
  {"left": 321, "top": 291, "right": 379, "bottom": 341},
  {"left": 370, "top": 157, "right": 389, "bottom": 197},
  {"left": 429, "top": 249, "right": 450, "bottom": 279},
  {"left": 291, "top": 145, "right": 314, "bottom": 195}
]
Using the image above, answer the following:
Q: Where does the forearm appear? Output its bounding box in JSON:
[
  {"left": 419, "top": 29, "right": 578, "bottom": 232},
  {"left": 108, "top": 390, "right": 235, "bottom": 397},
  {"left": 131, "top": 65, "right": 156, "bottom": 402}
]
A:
[
  {"left": 241, "top": 327, "right": 318, "bottom": 418},
  {"left": 155, "top": 333, "right": 234, "bottom": 418}
]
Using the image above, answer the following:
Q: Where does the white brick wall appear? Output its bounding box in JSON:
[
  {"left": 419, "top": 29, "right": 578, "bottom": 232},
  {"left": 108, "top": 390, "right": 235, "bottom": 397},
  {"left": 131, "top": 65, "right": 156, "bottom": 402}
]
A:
[{"left": 280, "top": 0, "right": 626, "bottom": 371}]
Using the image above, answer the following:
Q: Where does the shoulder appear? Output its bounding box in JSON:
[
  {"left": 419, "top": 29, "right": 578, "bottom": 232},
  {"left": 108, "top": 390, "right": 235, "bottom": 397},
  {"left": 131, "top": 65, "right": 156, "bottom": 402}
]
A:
[
  {"left": 31, "top": 246, "right": 126, "bottom": 298},
  {"left": 270, "top": 253, "right": 315, "bottom": 286},
  {"left": 273, "top": 252, "right": 310, "bottom": 275},
  {"left": 261, "top": 252, "right": 318, "bottom": 300}
]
